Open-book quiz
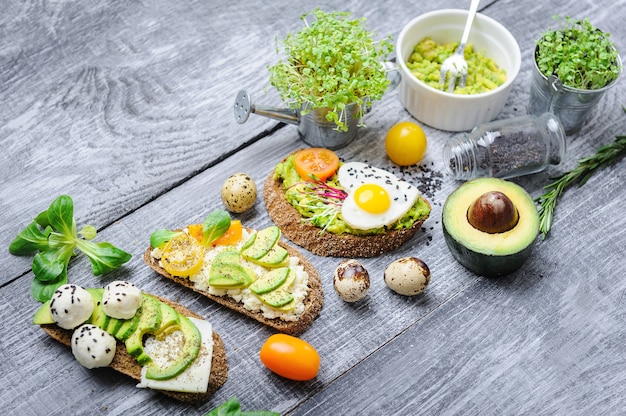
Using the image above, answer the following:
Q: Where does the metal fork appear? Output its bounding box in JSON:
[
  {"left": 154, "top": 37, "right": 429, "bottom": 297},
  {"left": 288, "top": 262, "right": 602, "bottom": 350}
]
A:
[{"left": 439, "top": 0, "right": 481, "bottom": 92}]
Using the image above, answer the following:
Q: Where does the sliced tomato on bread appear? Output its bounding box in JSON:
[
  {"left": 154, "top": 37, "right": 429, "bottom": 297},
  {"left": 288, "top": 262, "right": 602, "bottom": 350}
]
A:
[{"left": 293, "top": 148, "right": 339, "bottom": 181}]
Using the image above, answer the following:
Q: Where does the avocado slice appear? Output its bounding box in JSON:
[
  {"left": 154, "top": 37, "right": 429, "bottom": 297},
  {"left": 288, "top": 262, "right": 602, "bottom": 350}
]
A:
[
  {"left": 85, "top": 288, "right": 110, "bottom": 330},
  {"left": 144, "top": 314, "right": 202, "bottom": 381},
  {"left": 154, "top": 301, "right": 181, "bottom": 339},
  {"left": 249, "top": 267, "right": 290, "bottom": 295},
  {"left": 209, "top": 262, "right": 253, "bottom": 289},
  {"left": 241, "top": 230, "right": 256, "bottom": 250},
  {"left": 253, "top": 268, "right": 297, "bottom": 309},
  {"left": 241, "top": 226, "right": 280, "bottom": 260},
  {"left": 257, "top": 289, "right": 294, "bottom": 308},
  {"left": 442, "top": 177, "right": 539, "bottom": 277},
  {"left": 115, "top": 308, "right": 142, "bottom": 341},
  {"left": 33, "top": 300, "right": 54, "bottom": 325},
  {"left": 125, "top": 295, "right": 163, "bottom": 362},
  {"left": 249, "top": 244, "right": 289, "bottom": 268},
  {"left": 213, "top": 249, "right": 241, "bottom": 265},
  {"left": 105, "top": 315, "right": 124, "bottom": 336}
]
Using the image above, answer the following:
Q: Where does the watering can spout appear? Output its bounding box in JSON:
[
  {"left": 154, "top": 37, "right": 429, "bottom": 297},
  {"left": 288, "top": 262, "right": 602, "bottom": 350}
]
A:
[{"left": 234, "top": 90, "right": 298, "bottom": 125}]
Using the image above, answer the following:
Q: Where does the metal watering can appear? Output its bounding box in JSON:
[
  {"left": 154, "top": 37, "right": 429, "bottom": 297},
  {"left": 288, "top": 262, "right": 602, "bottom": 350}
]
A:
[{"left": 233, "top": 63, "right": 400, "bottom": 149}]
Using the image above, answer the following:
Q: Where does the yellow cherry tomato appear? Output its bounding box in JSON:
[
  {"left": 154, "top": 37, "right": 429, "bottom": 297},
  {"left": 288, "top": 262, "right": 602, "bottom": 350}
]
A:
[
  {"left": 385, "top": 121, "right": 428, "bottom": 166},
  {"left": 160, "top": 232, "right": 205, "bottom": 277},
  {"left": 260, "top": 334, "right": 320, "bottom": 381}
]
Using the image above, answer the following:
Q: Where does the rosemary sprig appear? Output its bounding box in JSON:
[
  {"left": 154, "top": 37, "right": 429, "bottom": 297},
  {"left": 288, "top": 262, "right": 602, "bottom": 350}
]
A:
[{"left": 536, "top": 131, "right": 626, "bottom": 239}]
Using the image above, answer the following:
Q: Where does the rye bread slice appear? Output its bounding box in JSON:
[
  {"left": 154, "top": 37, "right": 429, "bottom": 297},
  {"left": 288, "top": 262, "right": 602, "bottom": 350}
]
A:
[
  {"left": 263, "top": 152, "right": 432, "bottom": 257},
  {"left": 39, "top": 294, "right": 228, "bottom": 403},
  {"left": 143, "top": 238, "right": 323, "bottom": 336}
]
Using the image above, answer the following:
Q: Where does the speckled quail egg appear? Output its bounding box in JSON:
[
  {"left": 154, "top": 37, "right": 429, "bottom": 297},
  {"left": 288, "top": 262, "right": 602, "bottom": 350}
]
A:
[
  {"left": 221, "top": 173, "right": 257, "bottom": 213},
  {"left": 334, "top": 259, "right": 370, "bottom": 302},
  {"left": 384, "top": 257, "right": 430, "bottom": 296}
]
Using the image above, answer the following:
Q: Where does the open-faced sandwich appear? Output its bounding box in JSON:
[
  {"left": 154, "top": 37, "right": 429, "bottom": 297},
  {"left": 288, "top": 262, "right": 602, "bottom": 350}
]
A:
[
  {"left": 143, "top": 210, "right": 323, "bottom": 335},
  {"left": 264, "top": 148, "right": 432, "bottom": 257},
  {"left": 32, "top": 281, "right": 227, "bottom": 402}
]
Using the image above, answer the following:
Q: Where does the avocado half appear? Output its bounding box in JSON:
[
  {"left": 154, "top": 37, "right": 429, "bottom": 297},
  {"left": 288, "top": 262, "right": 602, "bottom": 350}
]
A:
[{"left": 442, "top": 178, "right": 539, "bottom": 277}]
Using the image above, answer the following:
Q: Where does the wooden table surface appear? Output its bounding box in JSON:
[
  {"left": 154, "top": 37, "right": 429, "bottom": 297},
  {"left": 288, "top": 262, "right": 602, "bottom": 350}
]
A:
[{"left": 2, "top": 0, "right": 625, "bottom": 415}]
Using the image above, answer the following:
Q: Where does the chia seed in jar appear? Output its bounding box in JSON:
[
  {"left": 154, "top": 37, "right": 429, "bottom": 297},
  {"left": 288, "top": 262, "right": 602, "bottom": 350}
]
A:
[{"left": 443, "top": 113, "right": 566, "bottom": 180}]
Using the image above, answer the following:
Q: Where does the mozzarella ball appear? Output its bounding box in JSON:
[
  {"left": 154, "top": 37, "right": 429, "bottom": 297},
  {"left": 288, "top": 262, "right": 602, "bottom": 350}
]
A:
[
  {"left": 102, "top": 280, "right": 143, "bottom": 319},
  {"left": 334, "top": 259, "right": 370, "bottom": 302},
  {"left": 384, "top": 257, "right": 430, "bottom": 296},
  {"left": 50, "top": 284, "right": 95, "bottom": 329},
  {"left": 221, "top": 173, "right": 257, "bottom": 213},
  {"left": 71, "top": 324, "right": 116, "bottom": 369}
]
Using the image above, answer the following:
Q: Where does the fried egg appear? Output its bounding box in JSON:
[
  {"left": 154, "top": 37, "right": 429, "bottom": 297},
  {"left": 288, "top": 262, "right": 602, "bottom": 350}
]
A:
[{"left": 338, "top": 162, "right": 420, "bottom": 230}]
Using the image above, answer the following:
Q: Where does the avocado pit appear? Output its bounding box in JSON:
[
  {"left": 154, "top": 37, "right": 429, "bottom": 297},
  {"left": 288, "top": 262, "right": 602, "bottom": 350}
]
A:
[{"left": 467, "top": 191, "right": 519, "bottom": 234}]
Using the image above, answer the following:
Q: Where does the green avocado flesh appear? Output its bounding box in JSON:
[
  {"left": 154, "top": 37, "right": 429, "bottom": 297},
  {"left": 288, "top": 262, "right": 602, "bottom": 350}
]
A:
[
  {"left": 33, "top": 288, "right": 202, "bottom": 381},
  {"left": 442, "top": 177, "right": 539, "bottom": 277},
  {"left": 274, "top": 154, "right": 431, "bottom": 235},
  {"left": 145, "top": 313, "right": 202, "bottom": 380}
]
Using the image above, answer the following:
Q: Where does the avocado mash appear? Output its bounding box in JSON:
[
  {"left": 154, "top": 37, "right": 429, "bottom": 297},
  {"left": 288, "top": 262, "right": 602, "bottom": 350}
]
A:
[
  {"left": 407, "top": 37, "right": 506, "bottom": 94},
  {"left": 274, "top": 154, "right": 431, "bottom": 235}
]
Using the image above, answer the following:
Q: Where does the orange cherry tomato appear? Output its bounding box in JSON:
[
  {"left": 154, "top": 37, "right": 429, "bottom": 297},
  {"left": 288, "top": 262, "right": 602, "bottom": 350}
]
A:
[
  {"left": 259, "top": 334, "right": 320, "bottom": 381},
  {"left": 160, "top": 232, "right": 205, "bottom": 277},
  {"left": 293, "top": 148, "right": 339, "bottom": 181},
  {"left": 212, "top": 220, "right": 243, "bottom": 246}
]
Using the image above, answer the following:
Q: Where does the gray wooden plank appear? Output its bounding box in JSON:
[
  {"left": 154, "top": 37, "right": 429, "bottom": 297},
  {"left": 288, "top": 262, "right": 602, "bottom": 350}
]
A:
[{"left": 1, "top": 0, "right": 625, "bottom": 415}]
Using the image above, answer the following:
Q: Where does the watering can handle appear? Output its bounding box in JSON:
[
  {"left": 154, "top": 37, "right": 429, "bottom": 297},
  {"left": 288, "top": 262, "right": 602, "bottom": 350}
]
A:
[
  {"left": 382, "top": 61, "right": 401, "bottom": 92},
  {"left": 234, "top": 90, "right": 298, "bottom": 125}
]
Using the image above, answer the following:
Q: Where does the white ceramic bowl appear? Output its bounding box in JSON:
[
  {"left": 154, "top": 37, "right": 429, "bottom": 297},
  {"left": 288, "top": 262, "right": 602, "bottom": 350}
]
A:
[{"left": 396, "top": 9, "right": 521, "bottom": 132}]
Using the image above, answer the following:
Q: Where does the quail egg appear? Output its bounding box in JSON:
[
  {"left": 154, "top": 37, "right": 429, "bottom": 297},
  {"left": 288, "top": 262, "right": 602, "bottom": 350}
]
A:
[
  {"left": 384, "top": 257, "right": 430, "bottom": 296},
  {"left": 221, "top": 173, "right": 257, "bottom": 213},
  {"left": 334, "top": 259, "right": 370, "bottom": 302}
]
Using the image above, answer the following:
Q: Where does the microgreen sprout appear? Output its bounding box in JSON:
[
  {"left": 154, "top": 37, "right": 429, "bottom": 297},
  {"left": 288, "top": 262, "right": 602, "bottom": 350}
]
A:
[
  {"left": 288, "top": 179, "right": 348, "bottom": 232},
  {"left": 268, "top": 8, "right": 394, "bottom": 132},
  {"left": 535, "top": 16, "right": 621, "bottom": 90}
]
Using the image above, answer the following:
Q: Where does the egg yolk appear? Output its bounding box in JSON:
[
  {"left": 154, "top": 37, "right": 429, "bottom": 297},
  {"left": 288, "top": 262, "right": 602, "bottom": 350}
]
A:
[{"left": 354, "top": 184, "right": 391, "bottom": 214}]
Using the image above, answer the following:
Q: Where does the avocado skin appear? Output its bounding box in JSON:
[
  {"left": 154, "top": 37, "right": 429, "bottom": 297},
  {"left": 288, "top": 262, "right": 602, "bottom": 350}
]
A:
[
  {"left": 441, "top": 178, "right": 539, "bottom": 277},
  {"left": 442, "top": 225, "right": 535, "bottom": 277}
]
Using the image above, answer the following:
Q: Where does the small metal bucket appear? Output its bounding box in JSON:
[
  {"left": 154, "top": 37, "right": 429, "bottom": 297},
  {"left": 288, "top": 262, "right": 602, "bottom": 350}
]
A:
[{"left": 527, "top": 47, "right": 622, "bottom": 135}]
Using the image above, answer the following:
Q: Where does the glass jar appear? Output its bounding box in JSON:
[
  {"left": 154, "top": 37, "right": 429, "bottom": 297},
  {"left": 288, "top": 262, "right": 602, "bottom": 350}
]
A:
[{"left": 443, "top": 113, "right": 566, "bottom": 180}]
